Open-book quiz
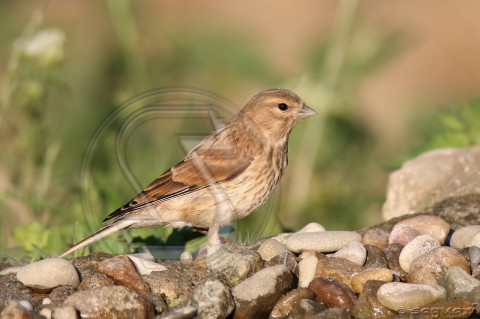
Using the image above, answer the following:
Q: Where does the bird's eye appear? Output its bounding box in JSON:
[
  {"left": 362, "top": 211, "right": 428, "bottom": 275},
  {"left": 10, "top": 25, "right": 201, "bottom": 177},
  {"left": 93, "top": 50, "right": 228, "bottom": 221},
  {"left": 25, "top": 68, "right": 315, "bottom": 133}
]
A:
[{"left": 278, "top": 103, "right": 288, "bottom": 111}]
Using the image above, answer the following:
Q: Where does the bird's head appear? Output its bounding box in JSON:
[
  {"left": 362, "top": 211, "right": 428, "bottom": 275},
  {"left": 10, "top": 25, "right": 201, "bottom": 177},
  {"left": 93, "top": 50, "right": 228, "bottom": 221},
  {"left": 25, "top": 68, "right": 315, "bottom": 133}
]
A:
[{"left": 238, "top": 88, "right": 317, "bottom": 145}]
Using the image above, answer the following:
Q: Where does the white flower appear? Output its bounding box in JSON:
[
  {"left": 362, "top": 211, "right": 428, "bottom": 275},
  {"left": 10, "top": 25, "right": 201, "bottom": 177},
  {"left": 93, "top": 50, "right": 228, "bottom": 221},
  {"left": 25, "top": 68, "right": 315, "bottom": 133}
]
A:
[{"left": 16, "top": 28, "right": 66, "bottom": 66}]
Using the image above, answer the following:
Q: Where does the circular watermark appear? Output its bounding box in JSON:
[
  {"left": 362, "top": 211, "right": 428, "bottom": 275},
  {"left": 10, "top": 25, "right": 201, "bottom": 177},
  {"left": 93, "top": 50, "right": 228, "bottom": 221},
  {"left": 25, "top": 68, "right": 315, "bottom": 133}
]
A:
[{"left": 80, "top": 87, "right": 281, "bottom": 257}]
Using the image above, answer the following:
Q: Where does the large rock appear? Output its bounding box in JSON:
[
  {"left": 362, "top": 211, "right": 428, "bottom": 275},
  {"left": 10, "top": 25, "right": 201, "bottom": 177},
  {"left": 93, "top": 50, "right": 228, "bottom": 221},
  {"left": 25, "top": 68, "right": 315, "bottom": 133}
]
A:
[{"left": 382, "top": 146, "right": 480, "bottom": 220}]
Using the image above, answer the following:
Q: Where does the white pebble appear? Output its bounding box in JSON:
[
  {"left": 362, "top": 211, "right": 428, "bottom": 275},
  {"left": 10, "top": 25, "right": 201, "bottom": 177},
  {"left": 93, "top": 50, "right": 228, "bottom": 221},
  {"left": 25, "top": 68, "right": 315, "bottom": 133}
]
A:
[
  {"left": 257, "top": 239, "right": 289, "bottom": 262},
  {"left": 399, "top": 234, "right": 440, "bottom": 273},
  {"left": 450, "top": 225, "right": 480, "bottom": 249},
  {"left": 469, "top": 232, "right": 480, "bottom": 248},
  {"left": 377, "top": 282, "right": 446, "bottom": 310},
  {"left": 17, "top": 258, "right": 79, "bottom": 289},
  {"left": 286, "top": 231, "right": 362, "bottom": 253},
  {"left": 298, "top": 255, "right": 318, "bottom": 288},
  {"left": 332, "top": 241, "right": 366, "bottom": 266},
  {"left": 42, "top": 298, "right": 52, "bottom": 305},
  {"left": 18, "top": 300, "right": 33, "bottom": 311},
  {"left": 180, "top": 251, "right": 193, "bottom": 265}
]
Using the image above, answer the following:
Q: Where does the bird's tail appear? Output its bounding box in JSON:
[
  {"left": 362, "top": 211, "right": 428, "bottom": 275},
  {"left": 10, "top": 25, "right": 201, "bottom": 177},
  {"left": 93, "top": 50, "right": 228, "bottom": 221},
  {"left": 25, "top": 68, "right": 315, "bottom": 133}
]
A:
[{"left": 59, "top": 219, "right": 136, "bottom": 258}]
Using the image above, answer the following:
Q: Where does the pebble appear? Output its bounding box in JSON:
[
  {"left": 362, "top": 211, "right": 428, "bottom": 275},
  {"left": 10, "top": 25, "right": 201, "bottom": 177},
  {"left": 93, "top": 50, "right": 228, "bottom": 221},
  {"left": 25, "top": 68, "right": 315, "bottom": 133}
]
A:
[
  {"left": 351, "top": 280, "right": 398, "bottom": 319},
  {"left": 17, "top": 258, "right": 80, "bottom": 290},
  {"left": 350, "top": 268, "right": 393, "bottom": 294},
  {"left": 264, "top": 251, "right": 298, "bottom": 274},
  {"left": 450, "top": 225, "right": 480, "bottom": 249},
  {"left": 63, "top": 286, "right": 154, "bottom": 319},
  {"left": 471, "top": 232, "right": 480, "bottom": 248},
  {"left": 297, "top": 255, "right": 318, "bottom": 288},
  {"left": 470, "top": 246, "right": 480, "bottom": 269},
  {"left": 408, "top": 247, "right": 470, "bottom": 285},
  {"left": 286, "top": 231, "right": 361, "bottom": 253},
  {"left": 440, "top": 266, "right": 480, "bottom": 298},
  {"left": 308, "top": 277, "right": 356, "bottom": 310},
  {"left": 51, "top": 306, "right": 78, "bottom": 319},
  {"left": 376, "top": 282, "right": 447, "bottom": 310},
  {"left": 206, "top": 242, "right": 262, "bottom": 287},
  {"left": 143, "top": 269, "right": 193, "bottom": 309},
  {"left": 0, "top": 300, "right": 41, "bottom": 319},
  {"left": 232, "top": 265, "right": 293, "bottom": 319},
  {"left": 361, "top": 228, "right": 389, "bottom": 249},
  {"left": 180, "top": 251, "right": 193, "bottom": 265},
  {"left": 126, "top": 255, "right": 167, "bottom": 275},
  {"left": 393, "top": 215, "right": 450, "bottom": 244},
  {"left": 97, "top": 256, "right": 150, "bottom": 293},
  {"left": 364, "top": 245, "right": 388, "bottom": 269},
  {"left": 38, "top": 308, "right": 52, "bottom": 319},
  {"left": 331, "top": 241, "right": 366, "bottom": 266},
  {"left": 289, "top": 299, "right": 328, "bottom": 319},
  {"left": 308, "top": 307, "right": 351, "bottom": 319},
  {"left": 157, "top": 306, "right": 197, "bottom": 319},
  {"left": 189, "top": 280, "right": 234, "bottom": 319},
  {"left": 388, "top": 226, "right": 421, "bottom": 246},
  {"left": 384, "top": 244, "right": 407, "bottom": 281},
  {"left": 268, "top": 288, "right": 316, "bottom": 319},
  {"left": 297, "top": 222, "right": 326, "bottom": 233},
  {"left": 315, "top": 253, "right": 363, "bottom": 289},
  {"left": 257, "top": 239, "right": 290, "bottom": 262},
  {"left": 399, "top": 234, "right": 440, "bottom": 273},
  {"left": 78, "top": 273, "right": 114, "bottom": 290}
]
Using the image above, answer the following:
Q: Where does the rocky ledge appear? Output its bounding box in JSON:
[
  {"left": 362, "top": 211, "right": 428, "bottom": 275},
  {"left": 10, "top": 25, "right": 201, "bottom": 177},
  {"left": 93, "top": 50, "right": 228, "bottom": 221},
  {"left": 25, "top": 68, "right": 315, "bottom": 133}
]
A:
[{"left": 0, "top": 195, "right": 480, "bottom": 319}]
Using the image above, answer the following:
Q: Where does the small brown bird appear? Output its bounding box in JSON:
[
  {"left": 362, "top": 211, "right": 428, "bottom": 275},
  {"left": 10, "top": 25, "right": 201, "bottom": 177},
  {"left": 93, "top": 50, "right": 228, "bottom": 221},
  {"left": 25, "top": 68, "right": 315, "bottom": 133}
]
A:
[{"left": 60, "top": 89, "right": 316, "bottom": 257}]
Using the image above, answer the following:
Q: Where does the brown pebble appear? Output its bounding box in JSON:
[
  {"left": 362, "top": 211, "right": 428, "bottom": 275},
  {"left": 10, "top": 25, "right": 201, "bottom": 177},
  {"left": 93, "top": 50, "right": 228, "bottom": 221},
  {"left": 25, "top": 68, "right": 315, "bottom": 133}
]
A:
[
  {"left": 362, "top": 228, "right": 389, "bottom": 249},
  {"left": 315, "top": 253, "right": 362, "bottom": 289},
  {"left": 350, "top": 268, "right": 393, "bottom": 294},
  {"left": 290, "top": 299, "right": 328, "bottom": 319},
  {"left": 407, "top": 298, "right": 474, "bottom": 319},
  {"left": 364, "top": 245, "right": 388, "bottom": 269},
  {"left": 97, "top": 256, "right": 150, "bottom": 293},
  {"left": 384, "top": 244, "right": 407, "bottom": 281},
  {"left": 308, "top": 277, "right": 356, "bottom": 310},
  {"left": 408, "top": 247, "right": 470, "bottom": 285},
  {"left": 268, "top": 288, "right": 316, "bottom": 319},
  {"left": 351, "top": 280, "right": 397, "bottom": 319}
]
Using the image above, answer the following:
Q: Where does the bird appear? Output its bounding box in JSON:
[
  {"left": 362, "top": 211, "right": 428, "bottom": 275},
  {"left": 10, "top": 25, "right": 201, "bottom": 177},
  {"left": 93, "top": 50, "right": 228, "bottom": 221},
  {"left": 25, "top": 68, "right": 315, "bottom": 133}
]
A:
[{"left": 60, "top": 88, "right": 316, "bottom": 257}]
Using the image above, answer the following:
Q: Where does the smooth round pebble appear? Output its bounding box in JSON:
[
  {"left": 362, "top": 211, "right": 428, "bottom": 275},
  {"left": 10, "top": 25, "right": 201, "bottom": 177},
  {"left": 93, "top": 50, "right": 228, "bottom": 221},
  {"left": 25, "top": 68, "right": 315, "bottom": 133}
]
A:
[
  {"left": 350, "top": 268, "right": 393, "bottom": 294},
  {"left": 332, "top": 241, "right": 366, "bottom": 266},
  {"left": 392, "top": 215, "right": 450, "bottom": 244},
  {"left": 362, "top": 228, "right": 389, "bottom": 248},
  {"left": 388, "top": 226, "right": 421, "bottom": 246},
  {"left": 470, "top": 246, "right": 480, "bottom": 269},
  {"left": 376, "top": 282, "right": 446, "bottom": 310},
  {"left": 180, "top": 251, "right": 193, "bottom": 265},
  {"left": 308, "top": 277, "right": 356, "bottom": 310},
  {"left": 408, "top": 246, "right": 470, "bottom": 285},
  {"left": 296, "top": 222, "right": 326, "bottom": 233},
  {"left": 298, "top": 255, "right": 318, "bottom": 288},
  {"left": 286, "top": 231, "right": 362, "bottom": 253},
  {"left": 399, "top": 234, "right": 440, "bottom": 273},
  {"left": 17, "top": 258, "right": 80, "bottom": 289},
  {"left": 470, "top": 232, "right": 480, "bottom": 248},
  {"left": 257, "top": 239, "right": 289, "bottom": 262},
  {"left": 450, "top": 225, "right": 480, "bottom": 249}
]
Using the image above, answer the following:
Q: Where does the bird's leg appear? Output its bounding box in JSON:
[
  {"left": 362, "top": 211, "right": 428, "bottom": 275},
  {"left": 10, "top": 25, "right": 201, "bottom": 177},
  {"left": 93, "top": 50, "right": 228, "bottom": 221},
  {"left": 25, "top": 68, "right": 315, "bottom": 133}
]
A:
[{"left": 206, "top": 221, "right": 221, "bottom": 255}]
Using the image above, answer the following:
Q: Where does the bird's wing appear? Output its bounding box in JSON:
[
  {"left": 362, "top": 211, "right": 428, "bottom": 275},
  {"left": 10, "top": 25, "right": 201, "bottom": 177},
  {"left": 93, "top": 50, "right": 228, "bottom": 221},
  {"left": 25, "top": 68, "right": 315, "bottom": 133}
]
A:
[{"left": 103, "top": 143, "right": 254, "bottom": 223}]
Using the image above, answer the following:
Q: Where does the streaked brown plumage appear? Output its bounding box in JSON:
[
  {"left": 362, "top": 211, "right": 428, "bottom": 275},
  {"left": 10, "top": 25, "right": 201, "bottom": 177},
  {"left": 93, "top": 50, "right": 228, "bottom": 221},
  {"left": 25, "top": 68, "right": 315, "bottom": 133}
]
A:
[{"left": 60, "top": 88, "right": 316, "bottom": 257}]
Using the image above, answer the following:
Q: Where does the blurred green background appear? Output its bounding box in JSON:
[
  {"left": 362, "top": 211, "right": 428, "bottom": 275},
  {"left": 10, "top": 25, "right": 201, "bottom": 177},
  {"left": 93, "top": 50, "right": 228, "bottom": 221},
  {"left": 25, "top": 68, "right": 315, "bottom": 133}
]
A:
[{"left": 1, "top": 0, "right": 480, "bottom": 262}]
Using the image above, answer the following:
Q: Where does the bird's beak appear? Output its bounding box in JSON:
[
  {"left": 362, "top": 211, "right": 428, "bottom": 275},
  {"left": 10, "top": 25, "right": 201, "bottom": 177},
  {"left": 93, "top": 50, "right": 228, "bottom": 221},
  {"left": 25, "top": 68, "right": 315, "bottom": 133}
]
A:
[{"left": 298, "top": 104, "right": 317, "bottom": 119}]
